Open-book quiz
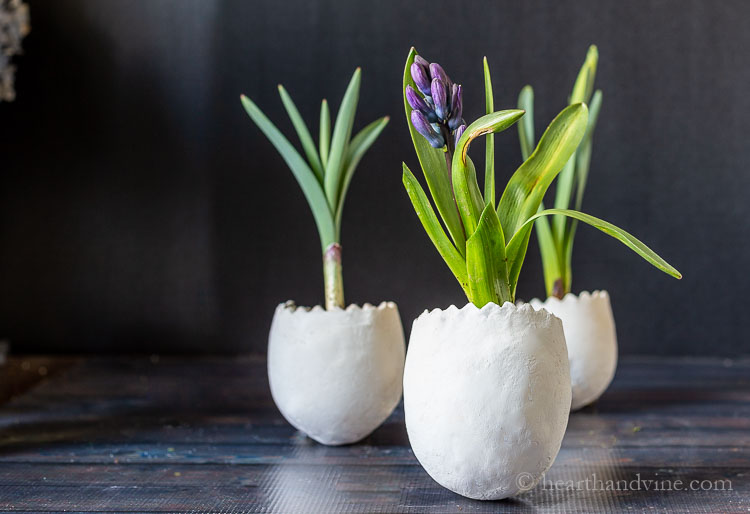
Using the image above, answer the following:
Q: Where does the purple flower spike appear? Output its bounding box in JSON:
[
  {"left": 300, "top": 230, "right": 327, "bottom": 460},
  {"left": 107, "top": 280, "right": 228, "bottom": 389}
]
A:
[
  {"left": 448, "top": 84, "right": 463, "bottom": 130},
  {"left": 454, "top": 124, "right": 466, "bottom": 145},
  {"left": 411, "top": 62, "right": 431, "bottom": 96},
  {"left": 431, "top": 78, "right": 449, "bottom": 121},
  {"left": 429, "top": 63, "right": 451, "bottom": 86},
  {"left": 411, "top": 110, "right": 445, "bottom": 148}
]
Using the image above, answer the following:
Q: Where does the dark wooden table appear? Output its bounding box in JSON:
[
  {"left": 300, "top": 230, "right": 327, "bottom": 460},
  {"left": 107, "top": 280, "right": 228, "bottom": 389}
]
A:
[{"left": 0, "top": 355, "right": 747, "bottom": 513}]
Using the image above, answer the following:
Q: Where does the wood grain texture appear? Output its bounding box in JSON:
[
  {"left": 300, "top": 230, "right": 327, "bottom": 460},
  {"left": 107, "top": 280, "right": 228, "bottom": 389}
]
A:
[{"left": 0, "top": 355, "right": 748, "bottom": 513}]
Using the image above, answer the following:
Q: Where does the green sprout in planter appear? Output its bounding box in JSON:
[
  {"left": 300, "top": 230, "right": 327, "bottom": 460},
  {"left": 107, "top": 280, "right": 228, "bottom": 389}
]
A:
[
  {"left": 401, "top": 48, "right": 681, "bottom": 308},
  {"left": 241, "top": 69, "right": 389, "bottom": 310},
  {"left": 518, "top": 45, "right": 608, "bottom": 299}
]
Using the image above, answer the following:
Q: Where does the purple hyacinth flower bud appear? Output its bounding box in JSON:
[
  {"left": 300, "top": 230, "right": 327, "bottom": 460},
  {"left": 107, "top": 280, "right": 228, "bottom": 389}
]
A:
[
  {"left": 414, "top": 55, "right": 430, "bottom": 69},
  {"left": 431, "top": 78, "right": 449, "bottom": 121},
  {"left": 406, "top": 85, "right": 429, "bottom": 112},
  {"left": 448, "top": 84, "right": 463, "bottom": 130},
  {"left": 429, "top": 63, "right": 452, "bottom": 86},
  {"left": 411, "top": 110, "right": 445, "bottom": 148},
  {"left": 454, "top": 124, "right": 466, "bottom": 145},
  {"left": 411, "top": 62, "right": 431, "bottom": 96}
]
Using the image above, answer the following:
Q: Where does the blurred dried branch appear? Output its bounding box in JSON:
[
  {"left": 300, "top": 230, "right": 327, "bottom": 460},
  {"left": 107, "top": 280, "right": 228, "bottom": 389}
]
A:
[{"left": 0, "top": 0, "right": 30, "bottom": 102}]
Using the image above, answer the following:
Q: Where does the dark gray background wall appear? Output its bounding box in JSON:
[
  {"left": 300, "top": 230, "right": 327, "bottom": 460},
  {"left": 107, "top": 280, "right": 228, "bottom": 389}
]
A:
[{"left": 0, "top": 0, "right": 747, "bottom": 355}]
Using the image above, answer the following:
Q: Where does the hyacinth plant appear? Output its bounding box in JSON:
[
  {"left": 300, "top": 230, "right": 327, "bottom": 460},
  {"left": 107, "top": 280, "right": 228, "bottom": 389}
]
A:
[
  {"left": 519, "top": 45, "right": 606, "bottom": 299},
  {"left": 241, "top": 69, "right": 389, "bottom": 310},
  {"left": 402, "top": 48, "right": 681, "bottom": 308}
]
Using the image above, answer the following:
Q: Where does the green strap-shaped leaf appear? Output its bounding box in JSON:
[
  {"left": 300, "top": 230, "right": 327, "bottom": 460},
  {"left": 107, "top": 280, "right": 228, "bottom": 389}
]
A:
[
  {"left": 403, "top": 48, "right": 466, "bottom": 255},
  {"left": 570, "top": 45, "right": 599, "bottom": 105},
  {"left": 334, "top": 116, "right": 390, "bottom": 238},
  {"left": 518, "top": 208, "right": 682, "bottom": 279},
  {"left": 452, "top": 109, "right": 526, "bottom": 236},
  {"left": 505, "top": 219, "right": 535, "bottom": 301},
  {"left": 319, "top": 99, "right": 331, "bottom": 169},
  {"left": 325, "top": 68, "right": 361, "bottom": 210},
  {"left": 465, "top": 204, "right": 511, "bottom": 307},
  {"left": 554, "top": 45, "right": 599, "bottom": 246},
  {"left": 518, "top": 85, "right": 563, "bottom": 296},
  {"left": 483, "top": 57, "right": 495, "bottom": 206},
  {"left": 498, "top": 103, "right": 589, "bottom": 241},
  {"left": 563, "top": 89, "right": 603, "bottom": 292},
  {"left": 402, "top": 163, "right": 469, "bottom": 295},
  {"left": 552, "top": 157, "right": 577, "bottom": 241},
  {"left": 517, "top": 85, "right": 535, "bottom": 161},
  {"left": 241, "top": 95, "right": 335, "bottom": 250},
  {"left": 277, "top": 85, "right": 324, "bottom": 183}
]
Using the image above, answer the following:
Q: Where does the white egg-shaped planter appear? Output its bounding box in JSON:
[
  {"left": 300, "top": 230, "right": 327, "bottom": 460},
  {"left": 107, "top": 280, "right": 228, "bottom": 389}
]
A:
[
  {"left": 403, "top": 302, "right": 571, "bottom": 500},
  {"left": 267, "top": 301, "right": 405, "bottom": 445},
  {"left": 530, "top": 291, "right": 617, "bottom": 411}
]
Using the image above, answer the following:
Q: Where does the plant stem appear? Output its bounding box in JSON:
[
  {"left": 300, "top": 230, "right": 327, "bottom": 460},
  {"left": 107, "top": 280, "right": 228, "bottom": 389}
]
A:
[{"left": 323, "top": 243, "right": 345, "bottom": 310}]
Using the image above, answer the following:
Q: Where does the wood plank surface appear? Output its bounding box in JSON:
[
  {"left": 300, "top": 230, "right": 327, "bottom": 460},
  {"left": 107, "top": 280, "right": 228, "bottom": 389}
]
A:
[{"left": 0, "top": 355, "right": 747, "bottom": 513}]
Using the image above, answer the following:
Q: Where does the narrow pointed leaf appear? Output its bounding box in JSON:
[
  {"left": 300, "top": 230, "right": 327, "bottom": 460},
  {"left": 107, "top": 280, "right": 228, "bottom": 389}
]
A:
[
  {"left": 325, "top": 68, "right": 361, "bottom": 210},
  {"left": 521, "top": 208, "right": 682, "bottom": 279},
  {"left": 498, "top": 103, "right": 588, "bottom": 241},
  {"left": 483, "top": 57, "right": 495, "bottom": 206},
  {"left": 278, "top": 85, "right": 324, "bottom": 182},
  {"left": 570, "top": 45, "right": 598, "bottom": 105},
  {"left": 552, "top": 157, "right": 577, "bottom": 240},
  {"left": 334, "top": 116, "right": 389, "bottom": 238},
  {"left": 452, "top": 109, "right": 525, "bottom": 236},
  {"left": 241, "top": 95, "right": 335, "bottom": 250},
  {"left": 517, "top": 85, "right": 535, "bottom": 161},
  {"left": 465, "top": 204, "right": 511, "bottom": 307},
  {"left": 402, "top": 163, "right": 469, "bottom": 294},
  {"left": 403, "top": 48, "right": 466, "bottom": 254},
  {"left": 555, "top": 45, "right": 599, "bottom": 241},
  {"left": 534, "top": 206, "right": 562, "bottom": 298},
  {"left": 319, "top": 99, "right": 331, "bottom": 169}
]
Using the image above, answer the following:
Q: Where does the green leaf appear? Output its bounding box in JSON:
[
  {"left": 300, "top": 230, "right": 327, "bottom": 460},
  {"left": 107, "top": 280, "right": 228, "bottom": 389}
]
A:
[
  {"left": 403, "top": 48, "right": 466, "bottom": 255},
  {"left": 534, "top": 206, "right": 562, "bottom": 298},
  {"left": 554, "top": 45, "right": 600, "bottom": 243},
  {"left": 504, "top": 218, "right": 535, "bottom": 301},
  {"left": 241, "top": 95, "right": 336, "bottom": 250},
  {"left": 517, "top": 85, "right": 535, "bottom": 161},
  {"left": 319, "top": 99, "right": 331, "bottom": 169},
  {"left": 564, "top": 89, "right": 603, "bottom": 292},
  {"left": 334, "top": 116, "right": 389, "bottom": 238},
  {"left": 552, "top": 157, "right": 577, "bottom": 241},
  {"left": 325, "top": 68, "right": 361, "bottom": 210},
  {"left": 277, "top": 85, "right": 324, "bottom": 183},
  {"left": 570, "top": 44, "right": 598, "bottom": 105},
  {"left": 498, "top": 103, "right": 589, "bottom": 242},
  {"left": 402, "top": 163, "right": 469, "bottom": 295},
  {"left": 465, "top": 204, "right": 511, "bottom": 307},
  {"left": 573, "top": 89, "right": 603, "bottom": 213},
  {"left": 452, "top": 109, "right": 526, "bottom": 236},
  {"left": 522, "top": 208, "right": 682, "bottom": 280},
  {"left": 483, "top": 57, "right": 495, "bottom": 206}
]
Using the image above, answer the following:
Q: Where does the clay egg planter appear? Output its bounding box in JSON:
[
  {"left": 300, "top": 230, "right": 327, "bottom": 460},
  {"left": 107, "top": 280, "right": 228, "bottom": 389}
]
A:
[
  {"left": 531, "top": 290, "right": 617, "bottom": 411},
  {"left": 267, "top": 301, "right": 405, "bottom": 445},
  {"left": 403, "top": 302, "right": 571, "bottom": 500}
]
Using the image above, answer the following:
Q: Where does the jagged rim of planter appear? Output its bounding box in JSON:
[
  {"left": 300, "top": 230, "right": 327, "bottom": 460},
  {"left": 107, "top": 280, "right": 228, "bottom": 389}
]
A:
[
  {"left": 530, "top": 289, "right": 609, "bottom": 307},
  {"left": 413, "top": 301, "right": 560, "bottom": 326},
  {"left": 276, "top": 300, "right": 398, "bottom": 315}
]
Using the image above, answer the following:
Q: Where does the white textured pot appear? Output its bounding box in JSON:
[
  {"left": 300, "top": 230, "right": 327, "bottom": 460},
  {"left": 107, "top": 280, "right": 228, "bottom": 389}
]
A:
[
  {"left": 267, "top": 301, "right": 405, "bottom": 445},
  {"left": 403, "top": 302, "right": 571, "bottom": 500},
  {"left": 530, "top": 291, "right": 617, "bottom": 411}
]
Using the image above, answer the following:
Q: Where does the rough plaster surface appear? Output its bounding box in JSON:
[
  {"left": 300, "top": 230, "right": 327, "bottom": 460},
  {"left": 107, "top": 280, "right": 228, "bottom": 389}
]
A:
[
  {"left": 403, "top": 302, "right": 571, "bottom": 500},
  {"left": 267, "top": 301, "right": 405, "bottom": 445},
  {"left": 531, "top": 291, "right": 618, "bottom": 411}
]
